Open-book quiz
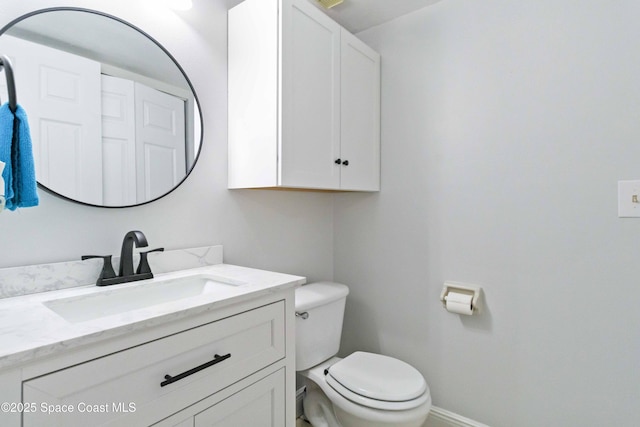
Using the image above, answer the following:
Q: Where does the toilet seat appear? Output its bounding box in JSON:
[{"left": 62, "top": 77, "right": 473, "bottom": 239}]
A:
[{"left": 326, "top": 352, "right": 430, "bottom": 411}]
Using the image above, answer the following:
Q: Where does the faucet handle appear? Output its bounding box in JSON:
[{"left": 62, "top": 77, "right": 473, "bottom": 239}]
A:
[
  {"left": 136, "top": 248, "right": 165, "bottom": 275},
  {"left": 81, "top": 255, "right": 117, "bottom": 285}
]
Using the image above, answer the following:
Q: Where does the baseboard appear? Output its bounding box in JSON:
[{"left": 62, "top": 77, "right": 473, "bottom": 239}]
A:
[{"left": 424, "top": 406, "right": 490, "bottom": 427}]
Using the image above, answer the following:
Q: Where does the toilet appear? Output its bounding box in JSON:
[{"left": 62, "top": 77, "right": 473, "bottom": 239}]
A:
[{"left": 296, "top": 282, "right": 431, "bottom": 427}]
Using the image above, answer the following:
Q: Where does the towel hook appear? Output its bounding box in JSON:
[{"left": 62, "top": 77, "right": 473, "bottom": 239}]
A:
[{"left": 0, "top": 55, "right": 17, "bottom": 113}]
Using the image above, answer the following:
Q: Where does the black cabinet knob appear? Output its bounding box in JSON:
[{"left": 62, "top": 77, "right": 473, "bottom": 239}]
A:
[
  {"left": 334, "top": 158, "right": 342, "bottom": 165},
  {"left": 342, "top": 160, "right": 349, "bottom": 166}
]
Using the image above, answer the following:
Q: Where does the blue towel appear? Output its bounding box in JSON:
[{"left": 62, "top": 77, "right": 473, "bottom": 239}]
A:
[
  {"left": 0, "top": 104, "right": 13, "bottom": 202},
  {"left": 0, "top": 103, "right": 38, "bottom": 210}
]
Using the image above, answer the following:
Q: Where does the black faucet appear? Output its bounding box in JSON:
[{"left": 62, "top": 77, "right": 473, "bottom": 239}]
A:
[
  {"left": 82, "top": 230, "right": 164, "bottom": 286},
  {"left": 119, "top": 230, "right": 148, "bottom": 277}
]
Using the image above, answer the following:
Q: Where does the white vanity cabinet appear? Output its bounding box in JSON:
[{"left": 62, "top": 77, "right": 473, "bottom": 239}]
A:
[
  {"left": 0, "top": 289, "right": 295, "bottom": 427},
  {"left": 228, "top": 0, "right": 380, "bottom": 192},
  {"left": 154, "top": 368, "right": 285, "bottom": 427}
]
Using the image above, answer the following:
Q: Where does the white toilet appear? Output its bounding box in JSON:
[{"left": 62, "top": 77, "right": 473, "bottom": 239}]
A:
[{"left": 296, "top": 282, "right": 431, "bottom": 427}]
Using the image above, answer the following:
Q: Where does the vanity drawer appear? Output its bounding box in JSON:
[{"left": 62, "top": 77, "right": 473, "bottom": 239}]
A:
[{"left": 22, "top": 301, "right": 285, "bottom": 427}]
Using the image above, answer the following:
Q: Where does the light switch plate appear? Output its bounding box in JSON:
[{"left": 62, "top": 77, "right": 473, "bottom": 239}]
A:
[{"left": 618, "top": 180, "right": 640, "bottom": 217}]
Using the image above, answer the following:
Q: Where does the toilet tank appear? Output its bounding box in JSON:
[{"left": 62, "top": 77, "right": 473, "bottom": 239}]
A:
[{"left": 295, "top": 282, "right": 349, "bottom": 371}]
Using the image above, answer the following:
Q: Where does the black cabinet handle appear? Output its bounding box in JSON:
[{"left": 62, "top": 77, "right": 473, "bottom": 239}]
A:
[
  {"left": 342, "top": 160, "right": 349, "bottom": 166},
  {"left": 160, "top": 353, "right": 231, "bottom": 387},
  {"left": 334, "top": 158, "right": 342, "bottom": 165}
]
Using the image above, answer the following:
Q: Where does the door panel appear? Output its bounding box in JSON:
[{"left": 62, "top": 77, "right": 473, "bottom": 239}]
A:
[
  {"left": 101, "top": 75, "right": 136, "bottom": 206},
  {"left": 134, "top": 82, "right": 185, "bottom": 202},
  {"left": 0, "top": 35, "right": 103, "bottom": 204},
  {"left": 194, "top": 369, "right": 285, "bottom": 427},
  {"left": 340, "top": 30, "right": 380, "bottom": 191},
  {"left": 281, "top": 0, "right": 341, "bottom": 189}
]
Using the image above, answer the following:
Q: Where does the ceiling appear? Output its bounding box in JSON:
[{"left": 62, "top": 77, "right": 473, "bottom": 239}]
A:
[
  {"left": 6, "top": 10, "right": 189, "bottom": 89},
  {"left": 305, "top": 0, "right": 444, "bottom": 33},
  {"left": 224, "top": 0, "right": 444, "bottom": 33}
]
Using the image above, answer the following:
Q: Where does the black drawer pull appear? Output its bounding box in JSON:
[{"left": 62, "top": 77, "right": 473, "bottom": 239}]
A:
[{"left": 160, "top": 353, "right": 231, "bottom": 387}]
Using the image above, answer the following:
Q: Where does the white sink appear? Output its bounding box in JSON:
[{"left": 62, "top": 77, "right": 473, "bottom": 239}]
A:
[{"left": 42, "top": 274, "right": 245, "bottom": 323}]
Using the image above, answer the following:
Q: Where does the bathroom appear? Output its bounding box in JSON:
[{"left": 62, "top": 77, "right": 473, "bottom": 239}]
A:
[{"left": 0, "top": 0, "right": 638, "bottom": 426}]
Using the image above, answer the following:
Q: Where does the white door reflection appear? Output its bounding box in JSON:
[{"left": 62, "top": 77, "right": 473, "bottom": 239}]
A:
[{"left": 0, "top": 8, "right": 202, "bottom": 207}]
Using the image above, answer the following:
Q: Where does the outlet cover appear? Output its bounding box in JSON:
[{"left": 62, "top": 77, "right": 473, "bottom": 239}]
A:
[{"left": 618, "top": 180, "right": 640, "bottom": 217}]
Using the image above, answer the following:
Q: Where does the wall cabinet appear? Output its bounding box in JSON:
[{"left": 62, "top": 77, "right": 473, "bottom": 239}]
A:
[{"left": 228, "top": 0, "right": 380, "bottom": 191}]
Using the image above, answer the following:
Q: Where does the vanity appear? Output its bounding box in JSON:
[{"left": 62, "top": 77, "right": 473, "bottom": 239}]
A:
[{"left": 0, "top": 252, "right": 305, "bottom": 427}]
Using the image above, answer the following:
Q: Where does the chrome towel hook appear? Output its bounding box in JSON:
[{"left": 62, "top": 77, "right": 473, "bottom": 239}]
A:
[{"left": 0, "top": 55, "right": 17, "bottom": 113}]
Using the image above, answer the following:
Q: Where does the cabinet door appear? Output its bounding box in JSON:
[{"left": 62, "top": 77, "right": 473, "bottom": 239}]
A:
[
  {"left": 339, "top": 29, "right": 381, "bottom": 191},
  {"left": 280, "top": 0, "right": 341, "bottom": 189},
  {"left": 194, "top": 369, "right": 285, "bottom": 427}
]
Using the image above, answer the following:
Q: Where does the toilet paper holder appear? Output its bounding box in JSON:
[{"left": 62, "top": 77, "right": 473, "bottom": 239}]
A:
[{"left": 440, "top": 282, "right": 483, "bottom": 314}]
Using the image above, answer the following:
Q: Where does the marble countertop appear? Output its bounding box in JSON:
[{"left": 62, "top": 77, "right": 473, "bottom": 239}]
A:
[{"left": 0, "top": 264, "right": 305, "bottom": 370}]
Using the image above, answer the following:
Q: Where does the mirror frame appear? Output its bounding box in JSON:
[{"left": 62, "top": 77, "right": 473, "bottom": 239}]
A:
[{"left": 0, "top": 7, "right": 204, "bottom": 209}]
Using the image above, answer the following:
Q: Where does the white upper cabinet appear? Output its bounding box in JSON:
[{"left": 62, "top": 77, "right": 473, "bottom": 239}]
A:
[
  {"left": 280, "top": 0, "right": 342, "bottom": 189},
  {"left": 339, "top": 29, "right": 381, "bottom": 191},
  {"left": 228, "top": 0, "right": 380, "bottom": 191}
]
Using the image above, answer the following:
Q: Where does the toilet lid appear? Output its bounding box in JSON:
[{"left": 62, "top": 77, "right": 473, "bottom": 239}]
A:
[{"left": 327, "top": 352, "right": 427, "bottom": 402}]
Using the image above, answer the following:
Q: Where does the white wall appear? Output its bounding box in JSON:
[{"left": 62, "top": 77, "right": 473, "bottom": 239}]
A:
[
  {"left": 335, "top": 0, "right": 640, "bottom": 426},
  {"left": 0, "top": 0, "right": 334, "bottom": 283}
]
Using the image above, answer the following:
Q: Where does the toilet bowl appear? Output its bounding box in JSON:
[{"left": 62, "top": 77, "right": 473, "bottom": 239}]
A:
[{"left": 295, "top": 282, "right": 431, "bottom": 427}]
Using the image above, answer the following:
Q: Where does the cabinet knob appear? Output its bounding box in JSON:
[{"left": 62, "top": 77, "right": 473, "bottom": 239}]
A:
[
  {"left": 334, "top": 158, "right": 342, "bottom": 165},
  {"left": 342, "top": 160, "right": 349, "bottom": 166}
]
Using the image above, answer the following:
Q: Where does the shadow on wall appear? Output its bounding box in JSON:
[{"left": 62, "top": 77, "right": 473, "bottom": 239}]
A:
[
  {"left": 338, "top": 296, "right": 382, "bottom": 356},
  {"left": 459, "top": 291, "right": 493, "bottom": 332}
]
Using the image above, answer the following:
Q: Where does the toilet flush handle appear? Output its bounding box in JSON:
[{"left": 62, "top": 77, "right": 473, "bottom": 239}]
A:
[{"left": 295, "top": 311, "right": 309, "bottom": 319}]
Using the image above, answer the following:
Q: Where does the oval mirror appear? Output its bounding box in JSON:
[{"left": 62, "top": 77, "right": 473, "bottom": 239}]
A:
[{"left": 0, "top": 8, "right": 202, "bottom": 208}]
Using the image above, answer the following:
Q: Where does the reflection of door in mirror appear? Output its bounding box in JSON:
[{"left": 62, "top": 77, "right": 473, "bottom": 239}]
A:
[
  {"left": 0, "top": 34, "right": 188, "bottom": 207},
  {"left": 101, "top": 75, "right": 136, "bottom": 206},
  {"left": 134, "top": 81, "right": 186, "bottom": 204},
  {"left": 0, "top": 35, "right": 103, "bottom": 205},
  {"left": 101, "top": 76, "right": 186, "bottom": 206}
]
